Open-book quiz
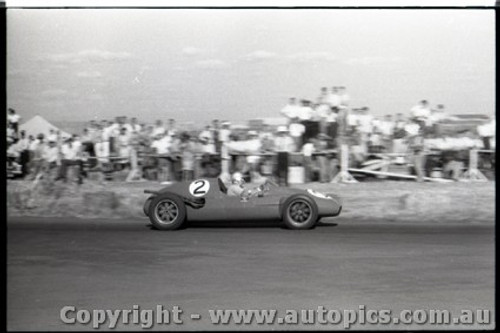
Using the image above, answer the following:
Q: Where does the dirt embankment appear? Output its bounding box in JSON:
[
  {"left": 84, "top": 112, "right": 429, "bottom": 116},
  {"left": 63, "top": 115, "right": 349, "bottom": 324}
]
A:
[{"left": 7, "top": 179, "right": 495, "bottom": 224}]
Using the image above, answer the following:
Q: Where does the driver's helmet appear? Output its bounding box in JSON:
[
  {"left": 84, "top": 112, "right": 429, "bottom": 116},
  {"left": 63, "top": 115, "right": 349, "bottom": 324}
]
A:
[{"left": 232, "top": 172, "right": 245, "bottom": 185}]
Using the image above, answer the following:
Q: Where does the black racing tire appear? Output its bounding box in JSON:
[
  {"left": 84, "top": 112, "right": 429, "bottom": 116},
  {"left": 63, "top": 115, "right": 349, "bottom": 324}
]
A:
[
  {"left": 148, "top": 194, "right": 186, "bottom": 230},
  {"left": 282, "top": 195, "right": 318, "bottom": 230}
]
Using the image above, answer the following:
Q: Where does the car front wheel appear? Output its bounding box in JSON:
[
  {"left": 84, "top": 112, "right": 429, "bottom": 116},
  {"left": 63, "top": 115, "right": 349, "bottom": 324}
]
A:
[
  {"left": 148, "top": 194, "right": 186, "bottom": 230},
  {"left": 282, "top": 195, "right": 318, "bottom": 230}
]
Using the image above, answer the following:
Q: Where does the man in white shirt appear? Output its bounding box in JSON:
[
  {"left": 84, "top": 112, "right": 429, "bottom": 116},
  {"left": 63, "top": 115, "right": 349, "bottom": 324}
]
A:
[
  {"left": 356, "top": 107, "right": 374, "bottom": 144},
  {"left": 410, "top": 100, "right": 431, "bottom": 131},
  {"left": 296, "top": 100, "right": 314, "bottom": 121},
  {"left": 427, "top": 104, "right": 449, "bottom": 136},
  {"left": 199, "top": 126, "right": 216, "bottom": 154},
  {"left": 166, "top": 118, "right": 178, "bottom": 137},
  {"left": 377, "top": 114, "right": 395, "bottom": 152},
  {"left": 302, "top": 138, "right": 315, "bottom": 183},
  {"left": 94, "top": 135, "right": 110, "bottom": 163},
  {"left": 17, "top": 130, "right": 31, "bottom": 177},
  {"left": 130, "top": 117, "right": 142, "bottom": 133},
  {"left": 219, "top": 122, "right": 232, "bottom": 144},
  {"left": 151, "top": 120, "right": 166, "bottom": 138},
  {"left": 288, "top": 117, "right": 306, "bottom": 151},
  {"left": 47, "top": 129, "right": 58, "bottom": 143},
  {"left": 56, "top": 136, "right": 83, "bottom": 184},
  {"left": 339, "top": 86, "right": 350, "bottom": 107},
  {"left": 327, "top": 87, "right": 341, "bottom": 110},
  {"left": 317, "top": 87, "right": 329, "bottom": 105},
  {"left": 42, "top": 140, "right": 60, "bottom": 176},
  {"left": 151, "top": 133, "right": 173, "bottom": 182},
  {"left": 477, "top": 116, "right": 496, "bottom": 150},
  {"left": 274, "top": 126, "right": 295, "bottom": 186},
  {"left": 280, "top": 97, "right": 300, "bottom": 121},
  {"left": 7, "top": 108, "right": 21, "bottom": 134}
]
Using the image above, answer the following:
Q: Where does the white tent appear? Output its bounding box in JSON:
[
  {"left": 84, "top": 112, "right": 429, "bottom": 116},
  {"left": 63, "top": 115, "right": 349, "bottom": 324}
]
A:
[{"left": 19, "top": 115, "right": 72, "bottom": 139}]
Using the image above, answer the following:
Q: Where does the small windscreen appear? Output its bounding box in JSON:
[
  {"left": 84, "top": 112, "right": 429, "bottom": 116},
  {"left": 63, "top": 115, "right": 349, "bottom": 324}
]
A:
[{"left": 218, "top": 178, "right": 228, "bottom": 194}]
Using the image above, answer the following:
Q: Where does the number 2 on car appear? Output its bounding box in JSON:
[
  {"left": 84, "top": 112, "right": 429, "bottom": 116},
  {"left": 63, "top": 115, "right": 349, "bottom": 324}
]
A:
[{"left": 189, "top": 179, "right": 210, "bottom": 197}]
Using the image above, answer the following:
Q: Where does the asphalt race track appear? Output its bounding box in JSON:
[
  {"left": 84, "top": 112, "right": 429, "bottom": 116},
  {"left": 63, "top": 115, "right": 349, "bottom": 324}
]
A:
[{"left": 7, "top": 217, "right": 495, "bottom": 330}]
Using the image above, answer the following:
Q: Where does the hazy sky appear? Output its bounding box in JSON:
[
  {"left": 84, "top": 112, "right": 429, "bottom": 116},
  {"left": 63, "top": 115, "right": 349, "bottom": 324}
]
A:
[{"left": 7, "top": 9, "right": 495, "bottom": 124}]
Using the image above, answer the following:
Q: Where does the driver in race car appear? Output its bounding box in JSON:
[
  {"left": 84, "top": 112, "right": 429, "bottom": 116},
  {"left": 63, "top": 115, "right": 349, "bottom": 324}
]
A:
[{"left": 227, "top": 172, "right": 266, "bottom": 200}]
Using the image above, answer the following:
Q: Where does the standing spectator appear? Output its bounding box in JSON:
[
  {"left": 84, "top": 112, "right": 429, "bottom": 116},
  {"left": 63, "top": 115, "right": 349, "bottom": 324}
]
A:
[
  {"left": 7, "top": 123, "right": 18, "bottom": 143},
  {"left": 378, "top": 115, "right": 395, "bottom": 152},
  {"left": 274, "top": 126, "right": 295, "bottom": 186},
  {"left": 81, "top": 128, "right": 96, "bottom": 167},
  {"left": 302, "top": 138, "right": 315, "bottom": 183},
  {"left": 47, "top": 129, "right": 58, "bottom": 143},
  {"left": 94, "top": 134, "right": 111, "bottom": 181},
  {"left": 327, "top": 86, "right": 341, "bottom": 111},
  {"left": 315, "top": 88, "right": 333, "bottom": 135},
  {"left": 199, "top": 126, "right": 216, "bottom": 154},
  {"left": 393, "top": 113, "right": 407, "bottom": 154},
  {"left": 167, "top": 119, "right": 177, "bottom": 135},
  {"left": 169, "top": 132, "right": 183, "bottom": 181},
  {"left": 258, "top": 124, "right": 274, "bottom": 150},
  {"left": 179, "top": 132, "right": 197, "bottom": 181},
  {"left": 141, "top": 139, "right": 158, "bottom": 181},
  {"left": 297, "top": 100, "right": 318, "bottom": 144},
  {"left": 42, "top": 139, "right": 61, "bottom": 179},
  {"left": 408, "top": 124, "right": 426, "bottom": 182},
  {"left": 410, "top": 100, "right": 431, "bottom": 131},
  {"left": 117, "top": 127, "right": 131, "bottom": 160},
  {"left": 288, "top": 117, "right": 306, "bottom": 152},
  {"left": 126, "top": 129, "right": 145, "bottom": 182},
  {"left": 296, "top": 99, "right": 314, "bottom": 122},
  {"left": 317, "top": 87, "right": 329, "bottom": 104},
  {"left": 17, "top": 130, "right": 30, "bottom": 177},
  {"left": 315, "top": 133, "right": 331, "bottom": 182},
  {"left": 130, "top": 117, "right": 142, "bottom": 133},
  {"left": 211, "top": 119, "right": 222, "bottom": 153},
  {"left": 428, "top": 104, "right": 448, "bottom": 136},
  {"left": 151, "top": 119, "right": 166, "bottom": 138},
  {"left": 121, "top": 117, "right": 134, "bottom": 134},
  {"left": 356, "top": 107, "right": 374, "bottom": 144},
  {"left": 27, "top": 134, "right": 39, "bottom": 176},
  {"left": 280, "top": 97, "right": 299, "bottom": 121},
  {"left": 245, "top": 130, "right": 263, "bottom": 182},
  {"left": 477, "top": 116, "right": 495, "bottom": 150},
  {"left": 30, "top": 134, "right": 47, "bottom": 180},
  {"left": 7, "top": 108, "right": 21, "bottom": 135},
  {"left": 56, "top": 136, "right": 83, "bottom": 184},
  {"left": 338, "top": 86, "right": 350, "bottom": 107},
  {"left": 151, "top": 133, "right": 173, "bottom": 182},
  {"left": 219, "top": 121, "right": 232, "bottom": 145}
]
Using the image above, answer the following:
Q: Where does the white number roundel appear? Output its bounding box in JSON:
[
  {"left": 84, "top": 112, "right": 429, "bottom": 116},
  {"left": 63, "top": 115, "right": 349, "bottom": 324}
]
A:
[{"left": 189, "top": 179, "right": 210, "bottom": 197}]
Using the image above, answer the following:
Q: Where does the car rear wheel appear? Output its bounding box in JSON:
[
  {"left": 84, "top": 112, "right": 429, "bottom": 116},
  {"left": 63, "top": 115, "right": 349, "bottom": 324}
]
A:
[
  {"left": 148, "top": 194, "right": 186, "bottom": 230},
  {"left": 283, "top": 195, "right": 318, "bottom": 230}
]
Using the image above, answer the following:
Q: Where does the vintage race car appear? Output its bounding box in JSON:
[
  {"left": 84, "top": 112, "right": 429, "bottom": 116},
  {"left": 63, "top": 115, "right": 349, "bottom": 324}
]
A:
[{"left": 143, "top": 178, "right": 342, "bottom": 230}]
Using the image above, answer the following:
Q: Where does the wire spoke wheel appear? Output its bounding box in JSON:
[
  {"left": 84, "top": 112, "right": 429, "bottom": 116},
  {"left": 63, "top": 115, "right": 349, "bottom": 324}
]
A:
[{"left": 154, "top": 199, "right": 179, "bottom": 224}]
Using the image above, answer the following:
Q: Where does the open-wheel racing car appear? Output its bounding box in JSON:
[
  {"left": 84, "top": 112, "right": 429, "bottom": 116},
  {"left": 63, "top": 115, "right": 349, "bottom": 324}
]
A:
[{"left": 143, "top": 178, "right": 342, "bottom": 230}]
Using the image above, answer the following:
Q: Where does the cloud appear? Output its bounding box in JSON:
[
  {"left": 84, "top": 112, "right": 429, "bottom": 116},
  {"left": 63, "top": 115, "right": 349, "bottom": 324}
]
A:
[
  {"left": 44, "top": 49, "right": 133, "bottom": 64},
  {"left": 343, "top": 56, "right": 402, "bottom": 66},
  {"left": 76, "top": 71, "right": 102, "bottom": 78},
  {"left": 194, "top": 59, "right": 229, "bottom": 69},
  {"left": 41, "top": 89, "right": 68, "bottom": 97},
  {"left": 287, "top": 52, "right": 336, "bottom": 63},
  {"left": 242, "top": 50, "right": 278, "bottom": 62},
  {"left": 182, "top": 47, "right": 205, "bottom": 56}
]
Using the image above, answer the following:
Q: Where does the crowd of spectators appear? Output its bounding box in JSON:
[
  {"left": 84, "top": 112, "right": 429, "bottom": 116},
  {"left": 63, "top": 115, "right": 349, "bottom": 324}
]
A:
[{"left": 6, "top": 91, "right": 496, "bottom": 185}]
